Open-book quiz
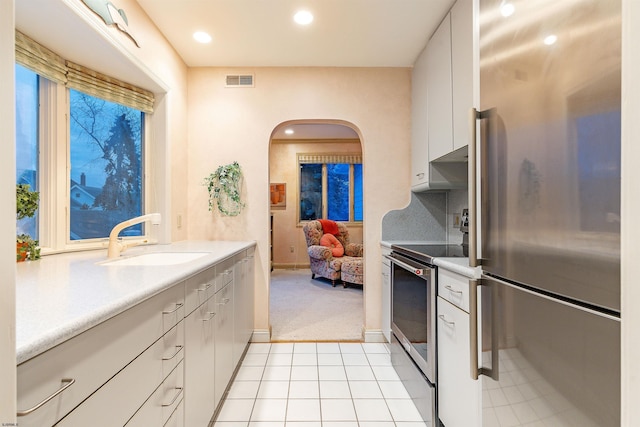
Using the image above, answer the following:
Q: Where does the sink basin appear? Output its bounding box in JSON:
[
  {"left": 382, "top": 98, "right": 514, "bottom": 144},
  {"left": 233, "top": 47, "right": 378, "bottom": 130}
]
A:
[{"left": 101, "top": 252, "right": 210, "bottom": 266}]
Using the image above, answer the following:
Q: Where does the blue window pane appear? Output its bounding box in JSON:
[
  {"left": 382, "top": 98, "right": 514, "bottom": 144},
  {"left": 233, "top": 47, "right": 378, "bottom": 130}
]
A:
[
  {"left": 327, "top": 164, "right": 349, "bottom": 221},
  {"left": 354, "top": 164, "right": 363, "bottom": 221},
  {"left": 300, "top": 164, "right": 322, "bottom": 220},
  {"left": 15, "top": 64, "right": 39, "bottom": 239},
  {"left": 69, "top": 90, "right": 143, "bottom": 240}
]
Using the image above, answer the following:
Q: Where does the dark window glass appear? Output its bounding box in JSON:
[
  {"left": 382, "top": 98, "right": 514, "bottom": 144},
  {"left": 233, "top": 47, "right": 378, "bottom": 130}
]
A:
[
  {"left": 327, "top": 163, "right": 349, "bottom": 221},
  {"left": 300, "top": 163, "right": 322, "bottom": 220},
  {"left": 69, "top": 90, "right": 143, "bottom": 240}
]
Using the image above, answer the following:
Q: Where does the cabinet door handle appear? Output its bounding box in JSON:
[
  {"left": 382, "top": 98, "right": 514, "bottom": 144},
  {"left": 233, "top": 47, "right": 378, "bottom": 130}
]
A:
[
  {"left": 438, "top": 314, "right": 455, "bottom": 327},
  {"left": 17, "top": 378, "right": 75, "bottom": 417},
  {"left": 197, "top": 283, "right": 212, "bottom": 292},
  {"left": 444, "top": 285, "right": 463, "bottom": 295},
  {"left": 162, "top": 387, "right": 183, "bottom": 407},
  {"left": 162, "top": 302, "right": 184, "bottom": 314},
  {"left": 416, "top": 172, "right": 425, "bottom": 179},
  {"left": 162, "top": 345, "right": 184, "bottom": 361},
  {"left": 217, "top": 298, "right": 231, "bottom": 305},
  {"left": 203, "top": 311, "right": 216, "bottom": 321}
]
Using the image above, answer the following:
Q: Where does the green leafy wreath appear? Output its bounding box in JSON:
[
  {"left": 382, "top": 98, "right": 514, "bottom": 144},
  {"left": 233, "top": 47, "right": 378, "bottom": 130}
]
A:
[{"left": 204, "top": 161, "right": 245, "bottom": 216}]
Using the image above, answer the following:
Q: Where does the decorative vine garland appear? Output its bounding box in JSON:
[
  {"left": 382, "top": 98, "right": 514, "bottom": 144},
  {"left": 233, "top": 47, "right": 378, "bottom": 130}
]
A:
[{"left": 204, "top": 161, "right": 245, "bottom": 216}]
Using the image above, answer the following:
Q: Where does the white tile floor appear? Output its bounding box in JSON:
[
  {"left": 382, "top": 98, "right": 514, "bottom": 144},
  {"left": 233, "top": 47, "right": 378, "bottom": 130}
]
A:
[{"left": 213, "top": 342, "right": 428, "bottom": 427}]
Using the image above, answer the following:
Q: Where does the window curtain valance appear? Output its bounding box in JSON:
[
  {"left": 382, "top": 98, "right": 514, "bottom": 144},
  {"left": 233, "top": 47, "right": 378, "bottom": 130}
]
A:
[
  {"left": 15, "top": 31, "right": 154, "bottom": 113},
  {"left": 298, "top": 153, "right": 362, "bottom": 164}
]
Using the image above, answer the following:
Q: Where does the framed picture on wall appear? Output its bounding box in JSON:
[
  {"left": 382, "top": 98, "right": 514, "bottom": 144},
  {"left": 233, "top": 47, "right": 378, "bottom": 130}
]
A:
[{"left": 270, "top": 183, "right": 286, "bottom": 208}]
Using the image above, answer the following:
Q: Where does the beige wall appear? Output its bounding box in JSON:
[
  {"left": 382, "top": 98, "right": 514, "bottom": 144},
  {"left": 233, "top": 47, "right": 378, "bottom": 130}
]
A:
[
  {"left": 187, "top": 67, "right": 412, "bottom": 339},
  {"left": 270, "top": 139, "right": 363, "bottom": 268}
]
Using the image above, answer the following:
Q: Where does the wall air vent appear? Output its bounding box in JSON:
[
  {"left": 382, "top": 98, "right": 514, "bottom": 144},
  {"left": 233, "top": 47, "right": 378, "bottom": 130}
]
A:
[{"left": 225, "top": 74, "right": 254, "bottom": 87}]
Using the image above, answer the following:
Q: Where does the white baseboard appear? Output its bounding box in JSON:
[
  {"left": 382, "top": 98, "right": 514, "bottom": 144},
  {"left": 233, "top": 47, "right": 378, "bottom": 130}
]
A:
[
  {"left": 251, "top": 329, "right": 271, "bottom": 343},
  {"left": 363, "top": 330, "right": 388, "bottom": 343},
  {"left": 272, "top": 263, "right": 311, "bottom": 270}
]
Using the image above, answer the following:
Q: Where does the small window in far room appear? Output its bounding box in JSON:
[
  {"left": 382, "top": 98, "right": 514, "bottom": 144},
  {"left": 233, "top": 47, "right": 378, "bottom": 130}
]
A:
[{"left": 298, "top": 154, "right": 362, "bottom": 223}]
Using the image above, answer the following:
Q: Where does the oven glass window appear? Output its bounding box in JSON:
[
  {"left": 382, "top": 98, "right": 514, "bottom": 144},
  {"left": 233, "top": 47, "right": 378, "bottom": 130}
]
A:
[{"left": 392, "top": 266, "right": 429, "bottom": 361}]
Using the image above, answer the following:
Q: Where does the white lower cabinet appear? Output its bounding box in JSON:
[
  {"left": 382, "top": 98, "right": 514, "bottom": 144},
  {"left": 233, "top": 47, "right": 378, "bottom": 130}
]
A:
[
  {"left": 437, "top": 295, "right": 480, "bottom": 427},
  {"left": 17, "top": 246, "right": 256, "bottom": 427},
  {"left": 214, "top": 281, "right": 235, "bottom": 408},
  {"left": 381, "top": 246, "right": 391, "bottom": 343},
  {"left": 183, "top": 295, "right": 216, "bottom": 427}
]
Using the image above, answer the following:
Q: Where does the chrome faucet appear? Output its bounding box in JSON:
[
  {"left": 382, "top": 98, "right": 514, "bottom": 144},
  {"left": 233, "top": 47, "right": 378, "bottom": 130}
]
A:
[{"left": 107, "top": 213, "right": 161, "bottom": 258}]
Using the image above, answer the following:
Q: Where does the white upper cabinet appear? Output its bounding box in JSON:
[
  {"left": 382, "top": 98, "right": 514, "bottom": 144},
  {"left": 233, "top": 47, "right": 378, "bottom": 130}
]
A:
[
  {"left": 426, "top": 14, "right": 453, "bottom": 162},
  {"left": 411, "top": 42, "right": 430, "bottom": 189},
  {"left": 411, "top": 0, "right": 473, "bottom": 192},
  {"left": 451, "top": 0, "right": 474, "bottom": 151}
]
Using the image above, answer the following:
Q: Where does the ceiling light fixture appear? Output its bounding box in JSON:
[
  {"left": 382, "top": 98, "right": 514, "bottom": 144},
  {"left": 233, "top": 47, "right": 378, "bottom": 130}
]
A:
[
  {"left": 544, "top": 34, "right": 558, "bottom": 45},
  {"left": 193, "top": 31, "right": 212, "bottom": 43},
  {"left": 500, "top": 2, "right": 515, "bottom": 17},
  {"left": 294, "top": 10, "right": 314, "bottom": 25},
  {"left": 284, "top": 129, "right": 295, "bottom": 135}
]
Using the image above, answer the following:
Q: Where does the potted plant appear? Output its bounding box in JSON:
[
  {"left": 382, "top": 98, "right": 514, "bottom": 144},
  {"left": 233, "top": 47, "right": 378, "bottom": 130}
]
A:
[
  {"left": 204, "top": 161, "right": 245, "bottom": 216},
  {"left": 16, "top": 183, "right": 41, "bottom": 261}
]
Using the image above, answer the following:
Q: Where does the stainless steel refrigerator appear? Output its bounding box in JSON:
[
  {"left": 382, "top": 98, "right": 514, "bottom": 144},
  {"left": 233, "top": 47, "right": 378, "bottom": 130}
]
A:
[{"left": 470, "top": 0, "right": 621, "bottom": 425}]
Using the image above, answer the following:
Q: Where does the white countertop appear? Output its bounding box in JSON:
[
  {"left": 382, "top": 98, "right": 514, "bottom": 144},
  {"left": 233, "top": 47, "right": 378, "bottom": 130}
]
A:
[
  {"left": 16, "top": 240, "right": 255, "bottom": 364},
  {"left": 433, "top": 257, "right": 481, "bottom": 279}
]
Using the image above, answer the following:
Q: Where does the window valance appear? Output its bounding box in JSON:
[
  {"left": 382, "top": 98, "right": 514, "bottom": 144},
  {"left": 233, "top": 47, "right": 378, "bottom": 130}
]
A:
[
  {"left": 15, "top": 31, "right": 154, "bottom": 113},
  {"left": 298, "top": 153, "right": 362, "bottom": 164}
]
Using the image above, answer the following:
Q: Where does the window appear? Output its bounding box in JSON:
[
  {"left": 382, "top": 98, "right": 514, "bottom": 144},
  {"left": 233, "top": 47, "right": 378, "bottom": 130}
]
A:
[
  {"left": 14, "top": 31, "right": 154, "bottom": 253},
  {"left": 298, "top": 154, "right": 363, "bottom": 223},
  {"left": 69, "top": 90, "right": 143, "bottom": 240},
  {"left": 15, "top": 64, "right": 39, "bottom": 239}
]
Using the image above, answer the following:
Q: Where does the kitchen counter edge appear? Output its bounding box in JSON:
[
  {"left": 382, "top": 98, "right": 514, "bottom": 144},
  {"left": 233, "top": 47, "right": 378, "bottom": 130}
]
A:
[{"left": 16, "top": 240, "right": 256, "bottom": 364}]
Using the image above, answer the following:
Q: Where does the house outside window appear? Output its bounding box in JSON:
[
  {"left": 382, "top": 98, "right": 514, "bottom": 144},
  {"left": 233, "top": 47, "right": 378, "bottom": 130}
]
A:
[{"left": 298, "top": 153, "right": 363, "bottom": 223}]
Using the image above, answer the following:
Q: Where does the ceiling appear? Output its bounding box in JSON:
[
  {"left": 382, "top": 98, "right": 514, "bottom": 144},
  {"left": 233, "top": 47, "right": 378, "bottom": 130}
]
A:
[
  {"left": 271, "top": 123, "right": 359, "bottom": 140},
  {"left": 135, "top": 0, "right": 455, "bottom": 67}
]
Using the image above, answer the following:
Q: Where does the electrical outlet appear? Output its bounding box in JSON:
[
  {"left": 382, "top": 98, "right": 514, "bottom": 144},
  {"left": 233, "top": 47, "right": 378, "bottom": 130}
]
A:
[
  {"left": 453, "top": 213, "right": 461, "bottom": 228},
  {"left": 177, "top": 214, "right": 182, "bottom": 229},
  {"left": 290, "top": 246, "right": 295, "bottom": 253}
]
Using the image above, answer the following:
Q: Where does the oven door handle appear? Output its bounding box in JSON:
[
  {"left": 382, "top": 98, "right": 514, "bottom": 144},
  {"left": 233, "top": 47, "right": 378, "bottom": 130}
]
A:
[{"left": 384, "top": 255, "right": 430, "bottom": 278}]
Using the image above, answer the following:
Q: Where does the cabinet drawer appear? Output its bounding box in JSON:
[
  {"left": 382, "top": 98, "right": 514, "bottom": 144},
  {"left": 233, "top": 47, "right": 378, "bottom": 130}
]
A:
[
  {"left": 185, "top": 266, "right": 216, "bottom": 315},
  {"left": 215, "top": 258, "right": 234, "bottom": 292},
  {"left": 126, "top": 360, "right": 184, "bottom": 427},
  {"left": 163, "top": 398, "right": 184, "bottom": 427},
  {"left": 57, "top": 325, "right": 182, "bottom": 426},
  {"left": 437, "top": 268, "right": 470, "bottom": 312},
  {"left": 17, "top": 284, "right": 184, "bottom": 427}
]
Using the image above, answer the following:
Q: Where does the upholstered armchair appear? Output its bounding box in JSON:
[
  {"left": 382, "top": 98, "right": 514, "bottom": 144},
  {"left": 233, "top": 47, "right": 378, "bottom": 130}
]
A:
[{"left": 302, "top": 220, "right": 364, "bottom": 287}]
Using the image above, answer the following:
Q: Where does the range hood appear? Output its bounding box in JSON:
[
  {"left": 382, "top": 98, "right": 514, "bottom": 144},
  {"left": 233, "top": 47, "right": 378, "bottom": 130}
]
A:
[{"left": 412, "top": 146, "right": 468, "bottom": 192}]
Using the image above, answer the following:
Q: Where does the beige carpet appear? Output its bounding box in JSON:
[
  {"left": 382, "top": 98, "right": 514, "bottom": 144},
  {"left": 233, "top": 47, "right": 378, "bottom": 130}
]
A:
[{"left": 269, "top": 268, "right": 364, "bottom": 342}]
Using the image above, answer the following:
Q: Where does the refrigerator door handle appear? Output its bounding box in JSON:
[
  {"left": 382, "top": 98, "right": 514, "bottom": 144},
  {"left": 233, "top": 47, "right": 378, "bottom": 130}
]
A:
[
  {"left": 470, "top": 278, "right": 499, "bottom": 381},
  {"left": 469, "top": 108, "right": 480, "bottom": 267},
  {"left": 469, "top": 108, "right": 492, "bottom": 267}
]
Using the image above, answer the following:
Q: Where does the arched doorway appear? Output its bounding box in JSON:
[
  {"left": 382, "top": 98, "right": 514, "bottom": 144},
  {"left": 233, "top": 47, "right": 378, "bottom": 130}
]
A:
[{"left": 268, "top": 120, "right": 365, "bottom": 341}]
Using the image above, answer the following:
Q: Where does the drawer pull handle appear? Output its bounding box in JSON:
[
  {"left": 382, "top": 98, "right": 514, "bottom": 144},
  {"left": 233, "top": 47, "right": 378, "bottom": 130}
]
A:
[
  {"left": 162, "top": 345, "right": 184, "bottom": 361},
  {"left": 17, "top": 378, "right": 75, "bottom": 417},
  {"left": 445, "top": 285, "right": 463, "bottom": 295},
  {"left": 217, "top": 298, "right": 231, "bottom": 306},
  {"left": 203, "top": 311, "right": 216, "bottom": 321},
  {"left": 438, "top": 314, "right": 456, "bottom": 327},
  {"left": 197, "top": 283, "right": 212, "bottom": 292},
  {"left": 163, "top": 302, "right": 184, "bottom": 314},
  {"left": 162, "top": 387, "right": 183, "bottom": 407}
]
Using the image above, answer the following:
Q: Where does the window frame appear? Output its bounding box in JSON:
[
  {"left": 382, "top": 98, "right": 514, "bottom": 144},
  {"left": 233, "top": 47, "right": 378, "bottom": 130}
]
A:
[
  {"left": 297, "top": 153, "right": 363, "bottom": 226},
  {"left": 22, "top": 70, "right": 152, "bottom": 255}
]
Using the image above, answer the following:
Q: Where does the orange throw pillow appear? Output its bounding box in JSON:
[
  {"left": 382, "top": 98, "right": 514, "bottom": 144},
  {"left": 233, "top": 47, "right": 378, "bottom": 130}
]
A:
[{"left": 320, "top": 233, "right": 344, "bottom": 257}]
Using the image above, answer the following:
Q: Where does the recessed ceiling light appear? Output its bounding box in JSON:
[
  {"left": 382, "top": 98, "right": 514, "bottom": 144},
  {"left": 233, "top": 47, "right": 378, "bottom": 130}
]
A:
[
  {"left": 284, "top": 129, "right": 295, "bottom": 135},
  {"left": 544, "top": 34, "right": 558, "bottom": 46},
  {"left": 500, "top": 2, "right": 515, "bottom": 17},
  {"left": 193, "top": 31, "right": 212, "bottom": 43},
  {"left": 294, "top": 10, "right": 314, "bottom": 25}
]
